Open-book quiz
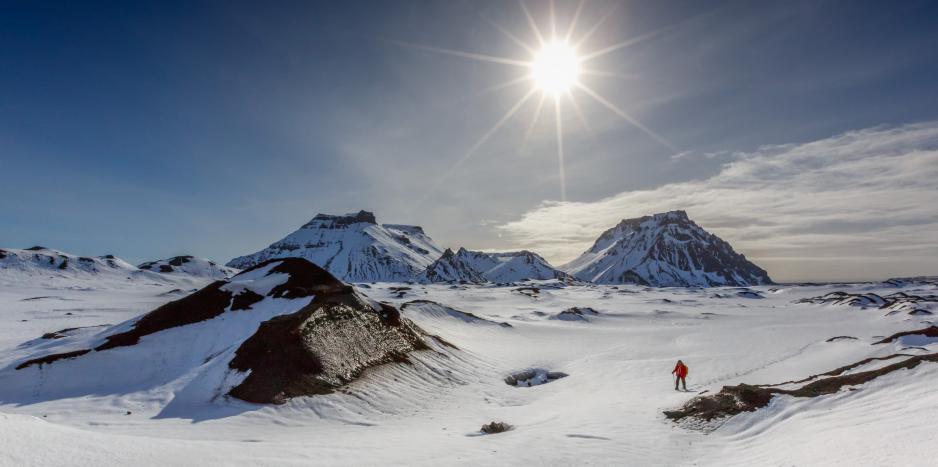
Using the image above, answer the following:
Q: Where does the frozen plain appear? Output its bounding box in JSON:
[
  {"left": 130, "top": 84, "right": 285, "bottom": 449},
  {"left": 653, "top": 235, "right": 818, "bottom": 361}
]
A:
[{"left": 1, "top": 271, "right": 936, "bottom": 466}]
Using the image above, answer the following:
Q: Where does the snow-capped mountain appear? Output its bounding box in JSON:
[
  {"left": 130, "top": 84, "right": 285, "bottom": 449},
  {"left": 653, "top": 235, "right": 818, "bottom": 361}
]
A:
[
  {"left": 138, "top": 256, "right": 238, "bottom": 280},
  {"left": 562, "top": 211, "right": 772, "bottom": 286},
  {"left": 226, "top": 211, "right": 444, "bottom": 282},
  {"left": 423, "top": 247, "right": 571, "bottom": 283},
  {"left": 423, "top": 248, "right": 485, "bottom": 283}
]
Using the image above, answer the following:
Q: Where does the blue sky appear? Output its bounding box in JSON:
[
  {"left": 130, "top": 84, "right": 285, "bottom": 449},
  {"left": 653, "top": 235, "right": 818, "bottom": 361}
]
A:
[{"left": 3, "top": 0, "right": 937, "bottom": 281}]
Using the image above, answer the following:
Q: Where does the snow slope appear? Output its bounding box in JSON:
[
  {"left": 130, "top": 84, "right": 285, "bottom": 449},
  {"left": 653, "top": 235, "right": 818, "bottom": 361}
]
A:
[
  {"left": 226, "top": 211, "right": 444, "bottom": 282},
  {"left": 563, "top": 210, "right": 772, "bottom": 286},
  {"left": 423, "top": 247, "right": 570, "bottom": 283},
  {"left": 138, "top": 256, "right": 238, "bottom": 280},
  {"left": 1, "top": 274, "right": 936, "bottom": 466},
  {"left": 1, "top": 258, "right": 451, "bottom": 411},
  {"left": 1, "top": 247, "right": 140, "bottom": 279}
]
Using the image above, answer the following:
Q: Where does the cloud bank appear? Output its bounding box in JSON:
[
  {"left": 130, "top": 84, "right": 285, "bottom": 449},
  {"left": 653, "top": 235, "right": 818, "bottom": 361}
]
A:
[{"left": 498, "top": 122, "right": 938, "bottom": 282}]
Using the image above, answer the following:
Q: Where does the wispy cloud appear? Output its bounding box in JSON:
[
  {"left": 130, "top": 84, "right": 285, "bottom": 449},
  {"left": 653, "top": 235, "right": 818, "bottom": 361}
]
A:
[{"left": 498, "top": 122, "right": 938, "bottom": 281}]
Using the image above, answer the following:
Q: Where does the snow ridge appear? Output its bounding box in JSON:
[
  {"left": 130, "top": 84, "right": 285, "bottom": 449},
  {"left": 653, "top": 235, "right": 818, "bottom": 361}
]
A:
[
  {"left": 138, "top": 256, "right": 238, "bottom": 280},
  {"left": 562, "top": 210, "right": 772, "bottom": 286}
]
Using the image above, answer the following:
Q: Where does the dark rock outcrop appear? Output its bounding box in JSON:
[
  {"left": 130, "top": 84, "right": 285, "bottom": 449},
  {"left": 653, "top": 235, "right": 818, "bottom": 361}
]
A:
[
  {"left": 665, "top": 351, "right": 938, "bottom": 422},
  {"left": 15, "top": 259, "right": 437, "bottom": 404},
  {"left": 228, "top": 287, "right": 430, "bottom": 404}
]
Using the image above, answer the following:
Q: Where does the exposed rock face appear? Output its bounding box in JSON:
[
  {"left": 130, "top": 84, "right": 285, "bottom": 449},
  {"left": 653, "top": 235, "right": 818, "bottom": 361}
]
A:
[
  {"left": 551, "top": 307, "right": 600, "bottom": 322},
  {"left": 138, "top": 255, "right": 238, "bottom": 279},
  {"left": 422, "top": 247, "right": 570, "bottom": 283},
  {"left": 562, "top": 211, "right": 772, "bottom": 287},
  {"left": 798, "top": 291, "right": 938, "bottom": 316},
  {"left": 227, "top": 211, "right": 444, "bottom": 282},
  {"left": 423, "top": 248, "right": 485, "bottom": 283},
  {"left": 12, "top": 258, "right": 437, "bottom": 405},
  {"left": 229, "top": 293, "right": 429, "bottom": 404}
]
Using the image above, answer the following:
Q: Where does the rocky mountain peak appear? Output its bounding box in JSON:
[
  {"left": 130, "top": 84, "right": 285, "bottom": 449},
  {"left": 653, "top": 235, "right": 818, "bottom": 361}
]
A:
[
  {"left": 302, "top": 210, "right": 377, "bottom": 229},
  {"left": 564, "top": 211, "right": 771, "bottom": 287},
  {"left": 227, "top": 211, "right": 443, "bottom": 281}
]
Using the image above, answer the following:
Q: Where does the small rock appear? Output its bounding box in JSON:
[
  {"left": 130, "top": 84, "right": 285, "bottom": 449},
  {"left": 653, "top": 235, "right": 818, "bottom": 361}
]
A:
[{"left": 480, "top": 421, "right": 512, "bottom": 434}]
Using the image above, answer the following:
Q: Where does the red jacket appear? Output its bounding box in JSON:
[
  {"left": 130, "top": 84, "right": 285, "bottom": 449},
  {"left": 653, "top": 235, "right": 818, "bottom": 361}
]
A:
[{"left": 672, "top": 362, "right": 688, "bottom": 378}]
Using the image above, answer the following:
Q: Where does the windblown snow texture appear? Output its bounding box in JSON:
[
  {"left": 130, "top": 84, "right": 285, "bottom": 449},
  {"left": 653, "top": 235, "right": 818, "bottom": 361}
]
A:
[
  {"left": 226, "top": 211, "right": 444, "bottom": 282},
  {"left": 562, "top": 211, "right": 772, "bottom": 286}
]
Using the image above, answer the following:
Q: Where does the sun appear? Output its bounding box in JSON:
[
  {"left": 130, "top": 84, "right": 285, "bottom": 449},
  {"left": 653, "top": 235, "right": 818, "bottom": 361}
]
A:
[
  {"left": 397, "top": 1, "right": 678, "bottom": 206},
  {"left": 530, "top": 40, "right": 580, "bottom": 96}
]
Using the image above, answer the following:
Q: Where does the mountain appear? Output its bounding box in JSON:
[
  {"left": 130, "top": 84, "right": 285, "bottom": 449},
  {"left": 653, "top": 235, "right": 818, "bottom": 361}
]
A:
[
  {"left": 6, "top": 258, "right": 442, "bottom": 406},
  {"left": 423, "top": 248, "right": 485, "bottom": 283},
  {"left": 0, "top": 247, "right": 148, "bottom": 285},
  {"left": 138, "top": 256, "right": 238, "bottom": 280},
  {"left": 562, "top": 211, "right": 772, "bottom": 287},
  {"left": 226, "top": 211, "right": 444, "bottom": 283},
  {"left": 423, "top": 247, "right": 571, "bottom": 283}
]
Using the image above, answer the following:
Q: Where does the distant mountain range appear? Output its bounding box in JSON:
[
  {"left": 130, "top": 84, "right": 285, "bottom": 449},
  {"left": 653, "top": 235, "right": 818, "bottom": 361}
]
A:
[
  {"left": 0, "top": 247, "right": 236, "bottom": 284},
  {"left": 224, "top": 209, "right": 770, "bottom": 286},
  {"left": 2, "top": 210, "right": 773, "bottom": 287},
  {"left": 424, "top": 248, "right": 571, "bottom": 284}
]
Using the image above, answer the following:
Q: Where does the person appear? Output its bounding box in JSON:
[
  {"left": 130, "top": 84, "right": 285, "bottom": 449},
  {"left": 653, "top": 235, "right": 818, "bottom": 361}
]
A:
[{"left": 672, "top": 360, "right": 688, "bottom": 391}]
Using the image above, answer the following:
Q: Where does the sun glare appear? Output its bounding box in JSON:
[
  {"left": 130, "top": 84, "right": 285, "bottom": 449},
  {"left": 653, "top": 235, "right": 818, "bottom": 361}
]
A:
[
  {"left": 400, "top": 0, "right": 678, "bottom": 206},
  {"left": 531, "top": 40, "right": 580, "bottom": 95}
]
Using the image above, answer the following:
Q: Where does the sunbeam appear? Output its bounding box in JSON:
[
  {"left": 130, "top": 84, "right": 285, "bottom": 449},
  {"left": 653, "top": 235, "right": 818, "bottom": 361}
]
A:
[
  {"left": 579, "top": 10, "right": 707, "bottom": 62},
  {"left": 521, "top": 92, "right": 548, "bottom": 149},
  {"left": 480, "top": 14, "right": 536, "bottom": 54},
  {"left": 390, "top": 40, "right": 531, "bottom": 68},
  {"left": 519, "top": 0, "right": 546, "bottom": 46},
  {"left": 566, "top": 91, "right": 593, "bottom": 135},
  {"left": 565, "top": 0, "right": 586, "bottom": 42},
  {"left": 554, "top": 95, "right": 567, "bottom": 201},
  {"left": 399, "top": 0, "right": 681, "bottom": 207},
  {"left": 574, "top": 0, "right": 623, "bottom": 49},
  {"left": 576, "top": 82, "right": 677, "bottom": 152},
  {"left": 416, "top": 88, "right": 538, "bottom": 207}
]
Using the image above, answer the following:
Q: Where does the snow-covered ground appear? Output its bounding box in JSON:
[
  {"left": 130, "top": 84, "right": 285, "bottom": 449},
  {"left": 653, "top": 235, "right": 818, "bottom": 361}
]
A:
[{"left": 1, "top": 274, "right": 936, "bottom": 466}]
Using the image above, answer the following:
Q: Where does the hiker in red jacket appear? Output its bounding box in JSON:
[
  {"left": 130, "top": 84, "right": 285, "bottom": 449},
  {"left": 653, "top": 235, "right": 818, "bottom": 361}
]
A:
[{"left": 672, "top": 360, "right": 688, "bottom": 391}]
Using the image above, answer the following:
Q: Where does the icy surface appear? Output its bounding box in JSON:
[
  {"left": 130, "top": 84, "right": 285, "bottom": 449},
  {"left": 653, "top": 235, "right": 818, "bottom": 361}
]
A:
[{"left": 1, "top": 273, "right": 937, "bottom": 465}]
